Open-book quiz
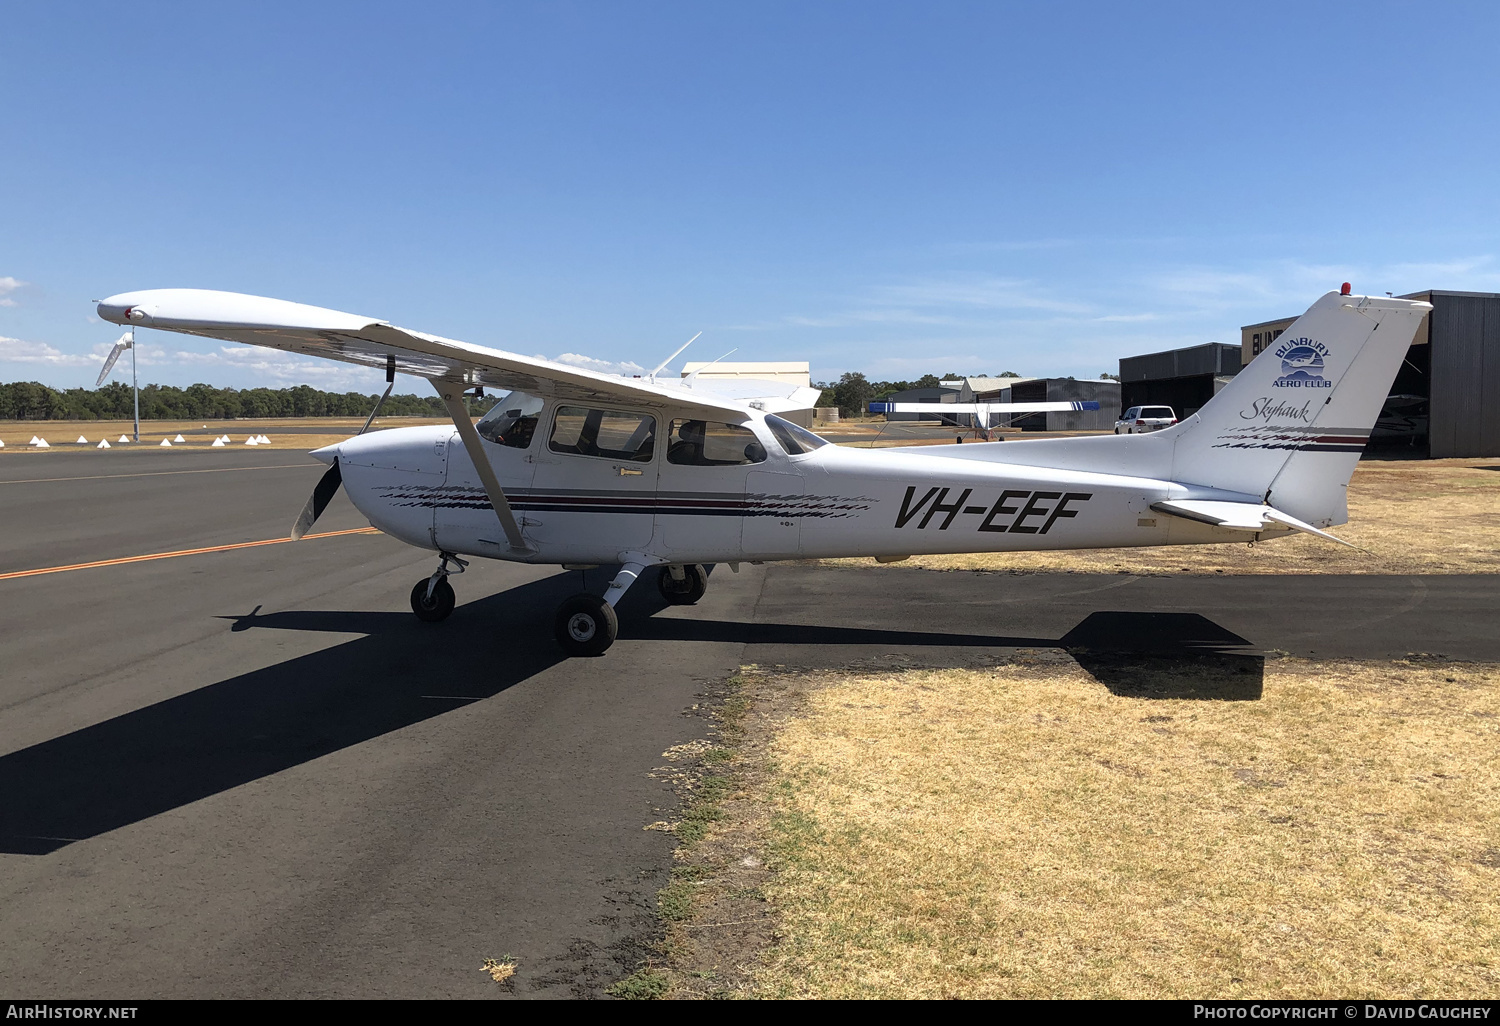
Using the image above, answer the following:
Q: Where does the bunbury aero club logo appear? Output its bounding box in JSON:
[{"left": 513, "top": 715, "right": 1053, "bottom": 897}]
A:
[{"left": 1272, "top": 337, "right": 1332, "bottom": 388}]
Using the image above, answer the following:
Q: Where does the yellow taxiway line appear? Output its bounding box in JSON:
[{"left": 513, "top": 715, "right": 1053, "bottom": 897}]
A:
[{"left": 0, "top": 527, "right": 381, "bottom": 581}]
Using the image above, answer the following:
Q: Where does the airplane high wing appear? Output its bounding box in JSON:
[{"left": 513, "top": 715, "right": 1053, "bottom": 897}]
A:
[
  {"left": 96, "top": 289, "right": 756, "bottom": 420},
  {"left": 98, "top": 286, "right": 1431, "bottom": 657},
  {"left": 869, "top": 400, "right": 1101, "bottom": 430}
]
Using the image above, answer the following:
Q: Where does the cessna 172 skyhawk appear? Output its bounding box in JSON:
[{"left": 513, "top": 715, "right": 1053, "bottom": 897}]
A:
[{"left": 97, "top": 285, "right": 1429, "bottom": 656}]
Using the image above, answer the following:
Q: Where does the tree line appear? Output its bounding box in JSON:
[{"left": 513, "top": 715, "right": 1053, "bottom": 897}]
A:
[
  {"left": 0, "top": 380, "right": 497, "bottom": 421},
  {"left": 815, "top": 370, "right": 1119, "bottom": 417},
  {"left": 814, "top": 371, "right": 1020, "bottom": 418}
]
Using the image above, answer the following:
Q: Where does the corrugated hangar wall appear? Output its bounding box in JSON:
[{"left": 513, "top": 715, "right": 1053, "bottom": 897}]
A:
[
  {"left": 1428, "top": 293, "right": 1500, "bottom": 458},
  {"left": 1044, "top": 378, "right": 1120, "bottom": 431},
  {"left": 1117, "top": 343, "right": 1241, "bottom": 420}
]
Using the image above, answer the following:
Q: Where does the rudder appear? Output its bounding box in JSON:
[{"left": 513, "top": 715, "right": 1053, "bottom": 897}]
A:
[{"left": 1168, "top": 290, "right": 1431, "bottom": 526}]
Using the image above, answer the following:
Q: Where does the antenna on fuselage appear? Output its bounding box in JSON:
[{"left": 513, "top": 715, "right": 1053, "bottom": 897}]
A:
[
  {"left": 648, "top": 332, "right": 701, "bottom": 383},
  {"left": 684, "top": 348, "right": 738, "bottom": 388}
]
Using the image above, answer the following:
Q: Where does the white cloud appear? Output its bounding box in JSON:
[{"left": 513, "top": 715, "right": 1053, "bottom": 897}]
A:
[
  {"left": 551, "top": 352, "right": 649, "bottom": 377},
  {"left": 872, "top": 276, "right": 1091, "bottom": 315},
  {"left": 0, "top": 335, "right": 99, "bottom": 367},
  {"left": 768, "top": 274, "right": 1099, "bottom": 335},
  {"left": 0, "top": 276, "right": 25, "bottom": 308}
]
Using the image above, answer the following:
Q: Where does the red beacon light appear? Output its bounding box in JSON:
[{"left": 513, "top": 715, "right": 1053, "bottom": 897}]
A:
[{"left": 1340, "top": 282, "right": 1352, "bottom": 296}]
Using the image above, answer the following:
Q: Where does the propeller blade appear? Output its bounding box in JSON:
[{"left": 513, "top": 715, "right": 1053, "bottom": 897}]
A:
[
  {"left": 290, "top": 458, "right": 342, "bottom": 540},
  {"left": 94, "top": 334, "right": 132, "bottom": 387}
]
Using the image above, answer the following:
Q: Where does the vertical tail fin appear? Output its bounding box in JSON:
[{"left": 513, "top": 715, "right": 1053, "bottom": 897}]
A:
[{"left": 1169, "top": 291, "right": 1431, "bottom": 526}]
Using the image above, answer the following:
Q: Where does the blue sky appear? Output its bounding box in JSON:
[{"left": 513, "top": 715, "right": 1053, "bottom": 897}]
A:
[{"left": 4, "top": 1, "right": 1499, "bottom": 393}]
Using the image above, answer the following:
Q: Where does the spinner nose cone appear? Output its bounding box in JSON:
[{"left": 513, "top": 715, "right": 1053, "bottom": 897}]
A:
[{"left": 310, "top": 442, "right": 341, "bottom": 466}]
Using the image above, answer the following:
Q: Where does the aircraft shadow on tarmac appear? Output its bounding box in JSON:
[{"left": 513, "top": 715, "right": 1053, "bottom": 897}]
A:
[{"left": 0, "top": 577, "right": 1258, "bottom": 855}]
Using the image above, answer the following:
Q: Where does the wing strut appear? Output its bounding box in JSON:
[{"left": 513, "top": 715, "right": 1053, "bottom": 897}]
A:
[{"left": 436, "top": 381, "right": 533, "bottom": 555}]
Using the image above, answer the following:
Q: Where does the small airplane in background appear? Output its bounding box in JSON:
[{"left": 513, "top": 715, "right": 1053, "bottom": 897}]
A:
[{"left": 97, "top": 285, "right": 1430, "bottom": 655}]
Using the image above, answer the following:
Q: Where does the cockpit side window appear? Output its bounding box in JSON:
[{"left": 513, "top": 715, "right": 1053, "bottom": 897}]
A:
[
  {"left": 667, "top": 420, "right": 767, "bottom": 466},
  {"left": 476, "top": 391, "right": 544, "bottom": 448},
  {"left": 548, "top": 405, "right": 656, "bottom": 462},
  {"left": 764, "top": 414, "right": 829, "bottom": 456}
]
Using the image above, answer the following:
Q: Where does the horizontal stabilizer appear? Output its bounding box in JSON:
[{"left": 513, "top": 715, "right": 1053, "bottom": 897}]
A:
[{"left": 1150, "top": 500, "right": 1365, "bottom": 550}]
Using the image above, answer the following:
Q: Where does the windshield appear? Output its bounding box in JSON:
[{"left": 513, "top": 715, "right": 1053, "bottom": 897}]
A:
[
  {"left": 477, "top": 391, "right": 544, "bottom": 447},
  {"left": 764, "top": 414, "right": 829, "bottom": 456}
]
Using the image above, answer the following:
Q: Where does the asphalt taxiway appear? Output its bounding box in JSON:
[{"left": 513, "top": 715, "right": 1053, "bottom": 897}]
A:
[{"left": 2, "top": 448, "right": 1496, "bottom": 997}]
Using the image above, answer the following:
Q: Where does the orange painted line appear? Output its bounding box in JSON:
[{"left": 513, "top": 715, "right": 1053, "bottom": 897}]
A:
[{"left": 0, "top": 527, "right": 381, "bottom": 581}]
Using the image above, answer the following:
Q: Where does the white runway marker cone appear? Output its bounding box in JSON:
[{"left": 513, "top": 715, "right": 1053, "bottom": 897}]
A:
[
  {"left": 76, "top": 435, "right": 89, "bottom": 444},
  {"left": 118, "top": 435, "right": 130, "bottom": 443},
  {"left": 258, "top": 434, "right": 271, "bottom": 444},
  {"left": 211, "top": 437, "right": 226, "bottom": 447},
  {"left": 97, "top": 439, "right": 110, "bottom": 449},
  {"left": 33, "top": 438, "right": 49, "bottom": 448},
  {"left": 29, "top": 436, "right": 39, "bottom": 445},
  {"left": 159, "top": 439, "right": 172, "bottom": 447},
  {"left": 0, "top": 439, "right": 6, "bottom": 448},
  {"left": 173, "top": 434, "right": 186, "bottom": 443}
]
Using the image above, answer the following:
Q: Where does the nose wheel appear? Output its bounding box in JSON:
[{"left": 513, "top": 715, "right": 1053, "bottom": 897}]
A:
[{"left": 410, "top": 552, "right": 466, "bottom": 622}]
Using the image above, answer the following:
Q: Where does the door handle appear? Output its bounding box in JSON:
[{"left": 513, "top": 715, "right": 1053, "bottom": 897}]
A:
[{"left": 615, "top": 466, "right": 644, "bottom": 476}]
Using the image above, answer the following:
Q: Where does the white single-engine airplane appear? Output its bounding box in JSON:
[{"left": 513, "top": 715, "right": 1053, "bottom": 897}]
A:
[{"left": 97, "top": 285, "right": 1429, "bottom": 656}]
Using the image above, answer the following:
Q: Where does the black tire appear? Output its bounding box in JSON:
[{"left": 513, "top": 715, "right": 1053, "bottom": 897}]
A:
[
  {"left": 656, "top": 564, "right": 708, "bottom": 605},
  {"left": 554, "top": 593, "right": 619, "bottom": 656},
  {"left": 410, "top": 577, "right": 456, "bottom": 622},
  {"left": 1114, "top": 427, "right": 1120, "bottom": 434}
]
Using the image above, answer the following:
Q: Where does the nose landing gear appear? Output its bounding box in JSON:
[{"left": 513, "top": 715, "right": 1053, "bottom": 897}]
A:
[{"left": 411, "top": 552, "right": 466, "bottom": 622}]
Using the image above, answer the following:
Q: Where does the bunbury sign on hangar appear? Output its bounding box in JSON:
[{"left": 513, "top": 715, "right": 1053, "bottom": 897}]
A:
[{"left": 97, "top": 284, "right": 1429, "bottom": 656}]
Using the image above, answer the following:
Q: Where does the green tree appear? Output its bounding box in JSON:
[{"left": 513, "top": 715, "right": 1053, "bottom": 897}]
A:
[{"left": 831, "top": 371, "right": 875, "bottom": 417}]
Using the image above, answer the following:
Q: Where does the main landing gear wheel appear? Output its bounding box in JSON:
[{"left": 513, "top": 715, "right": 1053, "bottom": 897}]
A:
[
  {"left": 555, "top": 593, "right": 619, "bottom": 656},
  {"left": 657, "top": 564, "right": 708, "bottom": 605},
  {"left": 411, "top": 577, "right": 456, "bottom": 622}
]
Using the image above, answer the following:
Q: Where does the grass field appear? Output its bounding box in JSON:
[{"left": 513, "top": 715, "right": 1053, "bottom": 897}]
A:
[
  {"left": 823, "top": 459, "right": 1500, "bottom": 575},
  {"left": 0, "top": 417, "right": 447, "bottom": 452},
  {"left": 668, "top": 657, "right": 1500, "bottom": 999}
]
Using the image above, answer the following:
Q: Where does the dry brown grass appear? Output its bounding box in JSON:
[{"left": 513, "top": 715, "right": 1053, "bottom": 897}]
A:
[
  {"left": 481, "top": 957, "right": 517, "bottom": 985},
  {"left": 823, "top": 459, "right": 1500, "bottom": 574},
  {"left": 0, "top": 417, "right": 447, "bottom": 452},
  {"left": 745, "top": 657, "right": 1500, "bottom": 999}
]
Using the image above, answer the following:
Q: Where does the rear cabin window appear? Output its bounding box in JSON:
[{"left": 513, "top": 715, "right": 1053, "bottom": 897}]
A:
[
  {"left": 548, "top": 406, "right": 656, "bottom": 462},
  {"left": 667, "top": 420, "right": 767, "bottom": 466},
  {"left": 1143, "top": 407, "right": 1175, "bottom": 420}
]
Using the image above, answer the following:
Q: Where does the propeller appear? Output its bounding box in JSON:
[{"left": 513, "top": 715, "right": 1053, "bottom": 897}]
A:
[
  {"left": 291, "top": 458, "right": 343, "bottom": 540},
  {"left": 95, "top": 332, "right": 133, "bottom": 387},
  {"left": 290, "top": 354, "right": 395, "bottom": 540}
]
